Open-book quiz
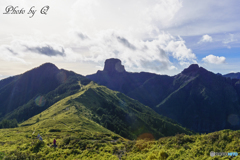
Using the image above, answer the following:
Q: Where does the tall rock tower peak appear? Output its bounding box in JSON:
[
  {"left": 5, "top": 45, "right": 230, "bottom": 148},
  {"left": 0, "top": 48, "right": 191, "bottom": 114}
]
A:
[{"left": 103, "top": 58, "right": 126, "bottom": 73}]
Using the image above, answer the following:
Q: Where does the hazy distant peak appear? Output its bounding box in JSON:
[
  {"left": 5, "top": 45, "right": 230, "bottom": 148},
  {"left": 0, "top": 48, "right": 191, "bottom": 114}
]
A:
[
  {"left": 103, "top": 58, "right": 126, "bottom": 73},
  {"left": 224, "top": 72, "right": 240, "bottom": 79}
]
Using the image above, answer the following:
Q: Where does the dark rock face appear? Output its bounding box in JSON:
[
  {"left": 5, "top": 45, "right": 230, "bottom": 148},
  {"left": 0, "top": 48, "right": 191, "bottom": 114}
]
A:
[
  {"left": 103, "top": 58, "right": 126, "bottom": 73},
  {"left": 87, "top": 58, "right": 158, "bottom": 104},
  {"left": 181, "top": 64, "right": 199, "bottom": 74},
  {"left": 87, "top": 58, "right": 240, "bottom": 133}
]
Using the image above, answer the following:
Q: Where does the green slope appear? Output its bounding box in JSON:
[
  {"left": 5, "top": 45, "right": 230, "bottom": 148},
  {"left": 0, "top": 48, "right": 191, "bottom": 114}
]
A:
[
  {"left": 1, "top": 126, "right": 239, "bottom": 159},
  {"left": 2, "top": 75, "right": 239, "bottom": 160},
  {"left": 0, "top": 82, "right": 121, "bottom": 159},
  {"left": 20, "top": 82, "right": 113, "bottom": 134},
  {"left": 21, "top": 81, "right": 193, "bottom": 140},
  {"left": 0, "top": 80, "right": 193, "bottom": 160},
  {"left": 71, "top": 82, "right": 194, "bottom": 139}
]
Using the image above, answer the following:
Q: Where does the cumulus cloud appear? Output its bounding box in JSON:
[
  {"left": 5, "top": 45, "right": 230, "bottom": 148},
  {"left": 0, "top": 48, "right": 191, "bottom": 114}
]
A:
[
  {"left": 202, "top": 54, "right": 226, "bottom": 64},
  {"left": 70, "top": 0, "right": 183, "bottom": 39},
  {"left": 0, "top": 0, "right": 201, "bottom": 75},
  {"left": 69, "top": 31, "right": 196, "bottom": 73},
  {"left": 199, "top": 35, "right": 213, "bottom": 43},
  {"left": 0, "top": 30, "right": 197, "bottom": 74},
  {"left": 166, "top": 37, "right": 196, "bottom": 63}
]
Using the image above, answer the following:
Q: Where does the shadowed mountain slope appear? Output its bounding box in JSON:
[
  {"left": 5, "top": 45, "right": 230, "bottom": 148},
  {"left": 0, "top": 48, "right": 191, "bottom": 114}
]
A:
[
  {"left": 87, "top": 58, "right": 160, "bottom": 107},
  {"left": 0, "top": 62, "right": 192, "bottom": 140},
  {"left": 156, "top": 64, "right": 240, "bottom": 133},
  {"left": 87, "top": 59, "right": 240, "bottom": 133},
  {"left": 0, "top": 63, "right": 90, "bottom": 121}
]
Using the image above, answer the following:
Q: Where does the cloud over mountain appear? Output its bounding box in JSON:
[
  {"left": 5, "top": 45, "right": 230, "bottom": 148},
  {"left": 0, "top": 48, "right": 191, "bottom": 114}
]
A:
[{"left": 202, "top": 54, "right": 226, "bottom": 64}]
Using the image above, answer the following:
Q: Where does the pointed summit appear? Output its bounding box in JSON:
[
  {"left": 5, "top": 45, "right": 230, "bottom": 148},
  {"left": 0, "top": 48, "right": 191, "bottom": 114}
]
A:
[
  {"left": 181, "top": 64, "right": 200, "bottom": 74},
  {"left": 103, "top": 58, "right": 126, "bottom": 73},
  {"left": 30, "top": 63, "right": 59, "bottom": 78}
]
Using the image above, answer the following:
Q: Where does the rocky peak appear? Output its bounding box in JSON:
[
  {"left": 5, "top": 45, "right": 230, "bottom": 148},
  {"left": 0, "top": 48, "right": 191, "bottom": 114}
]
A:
[
  {"left": 103, "top": 58, "right": 126, "bottom": 73},
  {"left": 181, "top": 64, "right": 200, "bottom": 74}
]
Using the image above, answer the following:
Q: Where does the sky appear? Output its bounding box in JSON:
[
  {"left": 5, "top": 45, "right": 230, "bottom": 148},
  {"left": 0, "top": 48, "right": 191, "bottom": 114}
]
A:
[{"left": 0, "top": 0, "right": 240, "bottom": 79}]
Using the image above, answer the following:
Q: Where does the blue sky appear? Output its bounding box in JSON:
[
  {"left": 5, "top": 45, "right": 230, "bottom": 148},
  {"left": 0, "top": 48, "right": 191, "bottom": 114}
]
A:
[{"left": 0, "top": 0, "right": 240, "bottom": 79}]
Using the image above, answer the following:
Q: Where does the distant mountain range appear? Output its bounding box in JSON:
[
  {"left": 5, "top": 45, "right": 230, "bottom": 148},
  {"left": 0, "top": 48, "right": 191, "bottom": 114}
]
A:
[
  {"left": 87, "top": 58, "right": 240, "bottom": 133},
  {"left": 224, "top": 72, "right": 240, "bottom": 79},
  {"left": 1, "top": 58, "right": 240, "bottom": 137},
  {"left": 0, "top": 62, "right": 192, "bottom": 140}
]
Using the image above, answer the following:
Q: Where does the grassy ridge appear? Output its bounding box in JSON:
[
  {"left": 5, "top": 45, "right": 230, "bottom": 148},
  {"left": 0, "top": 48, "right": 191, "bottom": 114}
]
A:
[
  {"left": 0, "top": 85, "right": 121, "bottom": 159},
  {"left": 66, "top": 82, "right": 193, "bottom": 139},
  {"left": 0, "top": 79, "right": 196, "bottom": 159},
  {"left": 21, "top": 81, "right": 193, "bottom": 140}
]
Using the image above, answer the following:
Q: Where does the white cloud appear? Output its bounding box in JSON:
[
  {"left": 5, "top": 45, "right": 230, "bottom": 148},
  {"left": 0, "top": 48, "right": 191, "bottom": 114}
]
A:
[
  {"left": 2, "top": 0, "right": 238, "bottom": 76},
  {"left": 69, "top": 0, "right": 183, "bottom": 39},
  {"left": 165, "top": 36, "right": 196, "bottom": 64},
  {"left": 0, "top": 30, "right": 196, "bottom": 74},
  {"left": 202, "top": 54, "right": 226, "bottom": 64},
  {"left": 67, "top": 31, "right": 197, "bottom": 73},
  {"left": 199, "top": 35, "right": 213, "bottom": 43}
]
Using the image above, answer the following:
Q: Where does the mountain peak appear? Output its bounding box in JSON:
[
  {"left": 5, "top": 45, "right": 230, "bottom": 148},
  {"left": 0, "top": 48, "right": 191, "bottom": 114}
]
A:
[
  {"left": 34, "top": 62, "right": 59, "bottom": 74},
  {"left": 181, "top": 64, "right": 200, "bottom": 74},
  {"left": 103, "top": 58, "right": 126, "bottom": 73},
  {"left": 38, "top": 63, "right": 58, "bottom": 70}
]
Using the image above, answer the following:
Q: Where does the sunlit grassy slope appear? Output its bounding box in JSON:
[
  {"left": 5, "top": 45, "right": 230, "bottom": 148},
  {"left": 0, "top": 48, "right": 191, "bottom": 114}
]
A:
[
  {"left": 20, "top": 82, "right": 111, "bottom": 133},
  {"left": 1, "top": 126, "right": 240, "bottom": 159},
  {"left": 0, "top": 81, "right": 121, "bottom": 159},
  {"left": 21, "top": 81, "right": 193, "bottom": 139},
  {"left": 0, "top": 121, "right": 121, "bottom": 160},
  {"left": 0, "top": 81, "right": 240, "bottom": 159}
]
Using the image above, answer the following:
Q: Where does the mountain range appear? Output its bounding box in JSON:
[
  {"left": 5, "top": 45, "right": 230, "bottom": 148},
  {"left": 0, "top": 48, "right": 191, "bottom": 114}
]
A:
[
  {"left": 2, "top": 58, "right": 240, "bottom": 159},
  {"left": 0, "top": 62, "right": 192, "bottom": 141},
  {"left": 87, "top": 58, "right": 240, "bottom": 133},
  {"left": 224, "top": 72, "right": 240, "bottom": 79},
  {"left": 1, "top": 58, "right": 240, "bottom": 138}
]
